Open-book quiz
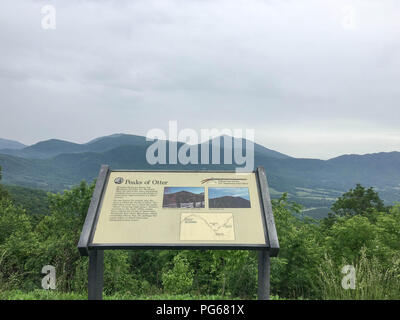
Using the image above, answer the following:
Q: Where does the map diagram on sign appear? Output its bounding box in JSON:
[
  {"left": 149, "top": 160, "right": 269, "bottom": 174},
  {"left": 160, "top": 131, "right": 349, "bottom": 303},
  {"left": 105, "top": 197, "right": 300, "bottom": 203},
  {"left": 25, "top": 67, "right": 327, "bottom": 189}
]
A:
[{"left": 180, "top": 213, "right": 235, "bottom": 241}]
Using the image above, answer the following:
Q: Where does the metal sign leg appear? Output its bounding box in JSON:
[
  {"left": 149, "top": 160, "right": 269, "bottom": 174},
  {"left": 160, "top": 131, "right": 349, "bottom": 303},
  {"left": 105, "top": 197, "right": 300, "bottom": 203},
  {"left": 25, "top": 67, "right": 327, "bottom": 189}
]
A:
[
  {"left": 88, "top": 250, "right": 104, "bottom": 300},
  {"left": 257, "top": 249, "right": 270, "bottom": 300}
]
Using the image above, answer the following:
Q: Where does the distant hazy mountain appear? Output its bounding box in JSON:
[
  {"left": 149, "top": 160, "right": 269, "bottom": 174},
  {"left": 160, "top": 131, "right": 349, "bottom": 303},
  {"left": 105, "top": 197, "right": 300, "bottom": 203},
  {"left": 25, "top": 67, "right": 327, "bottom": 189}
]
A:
[
  {"left": 202, "top": 135, "right": 291, "bottom": 160},
  {"left": 0, "top": 138, "right": 26, "bottom": 150},
  {"left": 0, "top": 134, "right": 151, "bottom": 159},
  {"left": 0, "top": 133, "right": 398, "bottom": 218}
]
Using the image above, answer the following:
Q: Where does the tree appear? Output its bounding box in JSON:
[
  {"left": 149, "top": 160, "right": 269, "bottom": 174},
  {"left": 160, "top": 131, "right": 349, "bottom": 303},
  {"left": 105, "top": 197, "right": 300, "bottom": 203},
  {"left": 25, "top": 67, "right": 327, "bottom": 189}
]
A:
[
  {"left": 331, "top": 184, "right": 387, "bottom": 217},
  {"left": 162, "top": 253, "right": 194, "bottom": 295}
]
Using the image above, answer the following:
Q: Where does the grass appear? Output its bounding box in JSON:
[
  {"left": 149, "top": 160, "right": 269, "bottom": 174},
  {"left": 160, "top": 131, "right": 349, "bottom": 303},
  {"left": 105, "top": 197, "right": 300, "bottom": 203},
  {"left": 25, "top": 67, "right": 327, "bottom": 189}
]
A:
[
  {"left": 0, "top": 290, "right": 231, "bottom": 300},
  {"left": 0, "top": 289, "right": 284, "bottom": 300},
  {"left": 318, "top": 248, "right": 400, "bottom": 300}
]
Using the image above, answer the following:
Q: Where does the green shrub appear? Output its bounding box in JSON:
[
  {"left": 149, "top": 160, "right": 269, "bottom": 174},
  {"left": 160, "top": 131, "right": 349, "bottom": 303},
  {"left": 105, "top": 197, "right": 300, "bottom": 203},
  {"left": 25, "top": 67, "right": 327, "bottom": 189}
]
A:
[{"left": 162, "top": 254, "right": 194, "bottom": 294}]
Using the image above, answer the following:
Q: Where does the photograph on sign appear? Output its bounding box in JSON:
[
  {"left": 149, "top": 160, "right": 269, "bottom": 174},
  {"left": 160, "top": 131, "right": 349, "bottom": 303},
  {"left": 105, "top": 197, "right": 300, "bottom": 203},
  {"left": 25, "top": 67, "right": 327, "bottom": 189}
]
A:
[
  {"left": 208, "top": 187, "right": 251, "bottom": 208},
  {"left": 162, "top": 187, "right": 205, "bottom": 208}
]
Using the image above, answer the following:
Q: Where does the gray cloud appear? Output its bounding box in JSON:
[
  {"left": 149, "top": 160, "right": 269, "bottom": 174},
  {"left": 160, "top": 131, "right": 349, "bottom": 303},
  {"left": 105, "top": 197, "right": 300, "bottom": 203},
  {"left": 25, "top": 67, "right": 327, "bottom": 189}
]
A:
[{"left": 0, "top": 0, "right": 399, "bottom": 159}]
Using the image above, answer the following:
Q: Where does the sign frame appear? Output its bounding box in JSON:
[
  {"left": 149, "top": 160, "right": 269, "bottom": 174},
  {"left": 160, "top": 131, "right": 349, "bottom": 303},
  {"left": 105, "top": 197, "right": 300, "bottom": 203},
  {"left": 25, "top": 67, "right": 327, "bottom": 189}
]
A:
[{"left": 77, "top": 165, "right": 279, "bottom": 300}]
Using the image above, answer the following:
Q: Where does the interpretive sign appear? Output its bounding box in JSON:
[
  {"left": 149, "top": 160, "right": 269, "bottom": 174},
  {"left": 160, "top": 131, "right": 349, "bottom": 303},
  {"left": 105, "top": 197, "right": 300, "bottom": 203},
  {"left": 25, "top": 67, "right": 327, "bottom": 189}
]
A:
[{"left": 78, "top": 165, "right": 279, "bottom": 300}]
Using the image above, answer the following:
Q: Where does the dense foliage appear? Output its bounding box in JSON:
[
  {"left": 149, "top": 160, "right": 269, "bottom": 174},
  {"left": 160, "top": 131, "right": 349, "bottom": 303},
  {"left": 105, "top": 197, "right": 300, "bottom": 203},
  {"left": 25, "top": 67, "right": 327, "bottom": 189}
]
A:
[
  {"left": 0, "top": 166, "right": 399, "bottom": 299},
  {"left": 4, "top": 185, "right": 50, "bottom": 216}
]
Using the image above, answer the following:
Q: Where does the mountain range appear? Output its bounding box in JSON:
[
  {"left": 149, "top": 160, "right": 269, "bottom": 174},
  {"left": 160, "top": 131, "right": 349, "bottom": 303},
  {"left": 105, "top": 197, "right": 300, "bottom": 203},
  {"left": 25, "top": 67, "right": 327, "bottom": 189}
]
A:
[{"left": 0, "top": 133, "right": 399, "bottom": 218}]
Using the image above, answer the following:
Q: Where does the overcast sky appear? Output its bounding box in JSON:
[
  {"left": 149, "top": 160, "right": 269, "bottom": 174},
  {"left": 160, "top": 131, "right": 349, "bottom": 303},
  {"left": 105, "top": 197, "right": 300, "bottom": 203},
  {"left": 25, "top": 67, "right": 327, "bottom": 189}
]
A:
[{"left": 0, "top": 0, "right": 399, "bottom": 159}]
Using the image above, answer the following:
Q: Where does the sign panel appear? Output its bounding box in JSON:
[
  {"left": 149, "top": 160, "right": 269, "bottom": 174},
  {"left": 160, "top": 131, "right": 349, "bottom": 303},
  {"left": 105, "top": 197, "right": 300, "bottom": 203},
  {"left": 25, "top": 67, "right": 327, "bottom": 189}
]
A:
[{"left": 90, "top": 171, "right": 267, "bottom": 247}]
